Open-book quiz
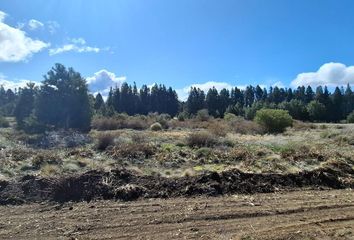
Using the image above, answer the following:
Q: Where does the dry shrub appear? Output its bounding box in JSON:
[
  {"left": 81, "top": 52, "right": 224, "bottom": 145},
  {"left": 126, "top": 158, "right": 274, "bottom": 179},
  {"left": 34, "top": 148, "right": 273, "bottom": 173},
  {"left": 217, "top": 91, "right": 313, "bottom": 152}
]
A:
[
  {"left": 186, "top": 131, "right": 218, "bottom": 148},
  {"left": 108, "top": 141, "right": 156, "bottom": 159},
  {"left": 150, "top": 122, "right": 163, "bottom": 131},
  {"left": 169, "top": 118, "right": 211, "bottom": 130},
  {"left": 92, "top": 116, "right": 150, "bottom": 131},
  {"left": 228, "top": 147, "right": 252, "bottom": 161},
  {"left": 227, "top": 117, "right": 264, "bottom": 135},
  {"left": 32, "top": 151, "right": 62, "bottom": 169},
  {"left": 280, "top": 144, "right": 326, "bottom": 162},
  {"left": 125, "top": 117, "right": 149, "bottom": 130},
  {"left": 40, "top": 164, "right": 61, "bottom": 176},
  {"left": 92, "top": 117, "right": 119, "bottom": 130},
  {"left": 207, "top": 120, "right": 229, "bottom": 137},
  {"left": 95, "top": 133, "right": 115, "bottom": 151},
  {"left": 8, "top": 148, "right": 36, "bottom": 161},
  {"left": 292, "top": 120, "right": 316, "bottom": 131}
]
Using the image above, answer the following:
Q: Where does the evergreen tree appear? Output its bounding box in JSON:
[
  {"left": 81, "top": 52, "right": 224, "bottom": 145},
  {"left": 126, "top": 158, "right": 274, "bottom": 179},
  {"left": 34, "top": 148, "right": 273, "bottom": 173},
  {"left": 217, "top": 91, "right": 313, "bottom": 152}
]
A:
[
  {"left": 94, "top": 93, "right": 104, "bottom": 110},
  {"left": 35, "top": 63, "right": 92, "bottom": 131},
  {"left": 219, "top": 88, "right": 230, "bottom": 116},
  {"left": 186, "top": 87, "right": 205, "bottom": 115},
  {"left": 206, "top": 87, "right": 219, "bottom": 117},
  {"left": 14, "top": 83, "right": 36, "bottom": 127}
]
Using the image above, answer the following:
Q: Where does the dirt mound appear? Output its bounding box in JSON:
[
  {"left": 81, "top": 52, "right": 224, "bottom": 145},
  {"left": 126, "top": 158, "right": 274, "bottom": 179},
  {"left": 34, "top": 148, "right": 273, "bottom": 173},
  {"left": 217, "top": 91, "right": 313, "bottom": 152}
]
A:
[{"left": 0, "top": 167, "right": 352, "bottom": 205}]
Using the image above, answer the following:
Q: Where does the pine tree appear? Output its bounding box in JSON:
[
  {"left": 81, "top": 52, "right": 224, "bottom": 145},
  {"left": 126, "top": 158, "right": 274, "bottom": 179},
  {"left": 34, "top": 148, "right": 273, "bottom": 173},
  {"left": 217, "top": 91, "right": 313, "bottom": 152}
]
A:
[
  {"left": 35, "top": 64, "right": 92, "bottom": 131},
  {"left": 206, "top": 87, "right": 219, "bottom": 117},
  {"left": 14, "top": 83, "right": 36, "bottom": 127}
]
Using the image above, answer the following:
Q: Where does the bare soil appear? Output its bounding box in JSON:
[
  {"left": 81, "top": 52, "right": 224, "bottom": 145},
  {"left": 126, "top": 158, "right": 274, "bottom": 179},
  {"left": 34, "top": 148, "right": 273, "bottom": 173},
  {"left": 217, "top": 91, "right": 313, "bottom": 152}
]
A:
[
  {"left": 1, "top": 166, "right": 352, "bottom": 204},
  {"left": 0, "top": 189, "right": 353, "bottom": 239}
]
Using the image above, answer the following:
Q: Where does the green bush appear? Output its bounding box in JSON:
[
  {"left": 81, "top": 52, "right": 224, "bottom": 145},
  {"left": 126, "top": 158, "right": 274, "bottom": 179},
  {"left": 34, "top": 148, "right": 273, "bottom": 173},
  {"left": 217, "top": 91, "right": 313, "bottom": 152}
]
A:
[
  {"left": 150, "top": 122, "right": 163, "bottom": 131},
  {"left": 347, "top": 111, "right": 354, "bottom": 123},
  {"left": 177, "top": 112, "right": 188, "bottom": 121},
  {"left": 196, "top": 109, "right": 210, "bottom": 121},
  {"left": 22, "top": 114, "right": 46, "bottom": 134},
  {"left": 255, "top": 109, "right": 293, "bottom": 133},
  {"left": 224, "top": 113, "right": 237, "bottom": 121},
  {"left": 0, "top": 116, "right": 10, "bottom": 128},
  {"left": 307, "top": 100, "right": 326, "bottom": 122}
]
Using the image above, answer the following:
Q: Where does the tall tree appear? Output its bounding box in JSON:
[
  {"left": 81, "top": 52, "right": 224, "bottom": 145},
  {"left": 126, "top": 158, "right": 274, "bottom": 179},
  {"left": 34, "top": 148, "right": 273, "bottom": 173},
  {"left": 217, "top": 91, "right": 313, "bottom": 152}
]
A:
[{"left": 35, "top": 63, "right": 92, "bottom": 131}]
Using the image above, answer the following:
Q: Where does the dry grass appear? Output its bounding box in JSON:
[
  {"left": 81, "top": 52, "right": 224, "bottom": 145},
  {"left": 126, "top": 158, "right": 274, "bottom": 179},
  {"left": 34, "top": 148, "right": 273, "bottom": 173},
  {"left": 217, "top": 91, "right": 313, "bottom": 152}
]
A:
[{"left": 186, "top": 131, "right": 218, "bottom": 148}]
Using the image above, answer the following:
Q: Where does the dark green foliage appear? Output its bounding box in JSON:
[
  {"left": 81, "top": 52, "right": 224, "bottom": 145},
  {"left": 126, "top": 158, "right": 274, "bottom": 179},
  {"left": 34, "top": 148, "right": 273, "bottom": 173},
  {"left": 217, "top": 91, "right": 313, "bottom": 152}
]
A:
[
  {"left": 279, "top": 99, "right": 308, "bottom": 120},
  {"left": 0, "top": 116, "right": 9, "bottom": 128},
  {"left": 35, "top": 64, "right": 92, "bottom": 131},
  {"left": 184, "top": 84, "right": 353, "bottom": 122},
  {"left": 107, "top": 83, "right": 179, "bottom": 116},
  {"left": 347, "top": 111, "right": 354, "bottom": 123},
  {"left": 255, "top": 109, "right": 293, "bottom": 133},
  {"left": 14, "top": 83, "right": 36, "bottom": 127},
  {"left": 186, "top": 87, "right": 205, "bottom": 115},
  {"left": 0, "top": 87, "right": 17, "bottom": 116},
  {"left": 94, "top": 93, "right": 104, "bottom": 110},
  {"left": 307, "top": 100, "right": 326, "bottom": 122},
  {"left": 22, "top": 114, "right": 46, "bottom": 134}
]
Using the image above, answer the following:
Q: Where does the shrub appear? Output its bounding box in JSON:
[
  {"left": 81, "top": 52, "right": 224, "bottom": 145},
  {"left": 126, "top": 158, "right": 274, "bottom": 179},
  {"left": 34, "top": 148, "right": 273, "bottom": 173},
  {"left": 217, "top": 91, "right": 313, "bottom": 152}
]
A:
[
  {"left": 22, "top": 114, "right": 46, "bottom": 134},
  {"left": 224, "top": 113, "right": 237, "bottom": 122},
  {"left": 347, "top": 111, "right": 354, "bottom": 123},
  {"left": 255, "top": 109, "right": 293, "bottom": 133},
  {"left": 228, "top": 117, "right": 264, "bottom": 135},
  {"left": 92, "top": 116, "right": 149, "bottom": 130},
  {"left": 186, "top": 131, "right": 218, "bottom": 147},
  {"left": 150, "top": 122, "right": 163, "bottom": 131},
  {"left": 196, "top": 109, "right": 210, "bottom": 121},
  {"left": 207, "top": 121, "right": 228, "bottom": 137},
  {"left": 91, "top": 117, "right": 119, "bottom": 130},
  {"left": 96, "top": 133, "right": 115, "bottom": 151},
  {"left": 32, "top": 151, "right": 62, "bottom": 169},
  {"left": 0, "top": 116, "right": 9, "bottom": 128},
  {"left": 307, "top": 100, "right": 326, "bottom": 122},
  {"left": 177, "top": 112, "right": 187, "bottom": 121},
  {"left": 108, "top": 141, "right": 156, "bottom": 159},
  {"left": 279, "top": 99, "right": 309, "bottom": 120}
]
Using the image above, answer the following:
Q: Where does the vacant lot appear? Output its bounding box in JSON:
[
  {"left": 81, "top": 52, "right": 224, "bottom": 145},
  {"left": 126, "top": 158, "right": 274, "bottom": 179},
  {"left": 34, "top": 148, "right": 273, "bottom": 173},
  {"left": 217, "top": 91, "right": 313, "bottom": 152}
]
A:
[
  {"left": 0, "top": 118, "right": 353, "bottom": 239},
  {"left": 0, "top": 189, "right": 353, "bottom": 240}
]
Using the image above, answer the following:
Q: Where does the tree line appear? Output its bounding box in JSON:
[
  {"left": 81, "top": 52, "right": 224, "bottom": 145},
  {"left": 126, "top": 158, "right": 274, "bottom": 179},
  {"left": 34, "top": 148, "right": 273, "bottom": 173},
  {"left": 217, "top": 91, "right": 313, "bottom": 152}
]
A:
[
  {"left": 185, "top": 85, "right": 354, "bottom": 122},
  {"left": 0, "top": 63, "right": 353, "bottom": 133},
  {"left": 98, "top": 82, "right": 179, "bottom": 117}
]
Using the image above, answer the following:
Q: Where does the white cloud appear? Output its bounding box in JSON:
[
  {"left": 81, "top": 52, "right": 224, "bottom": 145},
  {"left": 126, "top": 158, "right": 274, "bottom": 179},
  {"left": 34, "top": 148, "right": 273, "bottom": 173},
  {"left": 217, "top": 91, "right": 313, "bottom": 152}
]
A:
[
  {"left": 176, "top": 81, "right": 234, "bottom": 101},
  {"left": 71, "top": 37, "right": 86, "bottom": 45},
  {"left": 176, "top": 81, "right": 269, "bottom": 101},
  {"left": 0, "top": 10, "right": 50, "bottom": 62},
  {"left": 0, "top": 10, "right": 6, "bottom": 22},
  {"left": 86, "top": 69, "right": 126, "bottom": 95},
  {"left": 49, "top": 38, "right": 101, "bottom": 55},
  {"left": 47, "top": 21, "right": 60, "bottom": 34},
  {"left": 0, "top": 73, "right": 38, "bottom": 90},
  {"left": 291, "top": 62, "right": 354, "bottom": 87},
  {"left": 272, "top": 81, "right": 285, "bottom": 88},
  {"left": 28, "top": 19, "right": 44, "bottom": 30}
]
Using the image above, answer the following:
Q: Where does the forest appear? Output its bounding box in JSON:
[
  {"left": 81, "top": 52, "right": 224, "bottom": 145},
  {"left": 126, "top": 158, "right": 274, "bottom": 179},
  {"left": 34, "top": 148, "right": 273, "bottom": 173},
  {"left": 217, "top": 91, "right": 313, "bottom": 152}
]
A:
[{"left": 1, "top": 63, "right": 354, "bottom": 133}]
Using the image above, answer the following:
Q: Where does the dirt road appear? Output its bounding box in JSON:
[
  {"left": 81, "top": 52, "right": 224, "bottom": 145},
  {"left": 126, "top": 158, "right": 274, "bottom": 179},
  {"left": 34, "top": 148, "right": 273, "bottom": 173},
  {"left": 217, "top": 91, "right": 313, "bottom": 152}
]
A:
[{"left": 0, "top": 189, "right": 353, "bottom": 240}]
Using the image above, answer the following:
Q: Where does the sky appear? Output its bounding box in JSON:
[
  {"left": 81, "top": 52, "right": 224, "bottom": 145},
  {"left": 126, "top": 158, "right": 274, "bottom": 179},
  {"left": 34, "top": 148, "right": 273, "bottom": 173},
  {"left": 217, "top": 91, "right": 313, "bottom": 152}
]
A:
[{"left": 1, "top": 0, "right": 354, "bottom": 100}]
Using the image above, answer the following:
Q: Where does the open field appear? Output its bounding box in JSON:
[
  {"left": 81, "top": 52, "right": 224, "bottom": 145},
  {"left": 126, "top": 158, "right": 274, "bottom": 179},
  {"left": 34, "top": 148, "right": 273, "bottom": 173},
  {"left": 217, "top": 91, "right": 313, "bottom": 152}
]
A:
[
  {"left": 0, "top": 118, "right": 353, "bottom": 239},
  {"left": 0, "top": 189, "right": 353, "bottom": 240}
]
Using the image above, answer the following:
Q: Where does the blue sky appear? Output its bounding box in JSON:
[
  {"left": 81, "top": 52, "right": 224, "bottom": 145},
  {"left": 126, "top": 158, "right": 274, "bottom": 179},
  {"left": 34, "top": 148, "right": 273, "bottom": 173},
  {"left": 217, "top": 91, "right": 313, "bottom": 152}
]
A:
[{"left": 1, "top": 0, "right": 354, "bottom": 99}]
